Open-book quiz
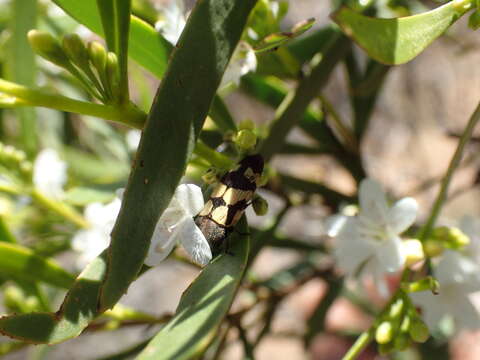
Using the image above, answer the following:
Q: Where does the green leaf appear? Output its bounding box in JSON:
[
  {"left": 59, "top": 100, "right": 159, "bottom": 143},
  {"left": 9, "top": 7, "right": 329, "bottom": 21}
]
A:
[
  {"left": 98, "top": 0, "right": 258, "bottom": 311},
  {"left": 332, "top": 1, "right": 473, "bottom": 65},
  {"left": 0, "top": 0, "right": 256, "bottom": 345},
  {"left": 64, "top": 187, "right": 115, "bottom": 206},
  {"left": 0, "top": 242, "right": 74, "bottom": 289},
  {"left": 52, "top": 0, "right": 172, "bottom": 78},
  {"left": 0, "top": 252, "right": 105, "bottom": 343},
  {"left": 137, "top": 219, "right": 249, "bottom": 360},
  {"left": 95, "top": 0, "right": 131, "bottom": 103},
  {"left": 259, "top": 33, "right": 349, "bottom": 161},
  {"left": 9, "top": 0, "right": 38, "bottom": 155},
  {"left": 254, "top": 18, "right": 315, "bottom": 53}
]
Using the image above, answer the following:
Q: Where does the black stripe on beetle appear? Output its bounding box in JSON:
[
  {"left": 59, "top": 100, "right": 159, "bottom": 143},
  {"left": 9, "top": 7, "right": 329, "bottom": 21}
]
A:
[{"left": 194, "top": 154, "right": 264, "bottom": 256}]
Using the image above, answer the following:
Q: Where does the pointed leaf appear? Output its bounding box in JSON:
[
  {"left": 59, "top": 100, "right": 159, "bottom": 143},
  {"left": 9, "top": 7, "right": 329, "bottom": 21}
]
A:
[
  {"left": 332, "top": 2, "right": 472, "bottom": 65},
  {"left": 137, "top": 219, "right": 249, "bottom": 360},
  {"left": 0, "top": 243, "right": 74, "bottom": 289},
  {"left": 98, "top": 0, "right": 258, "bottom": 310}
]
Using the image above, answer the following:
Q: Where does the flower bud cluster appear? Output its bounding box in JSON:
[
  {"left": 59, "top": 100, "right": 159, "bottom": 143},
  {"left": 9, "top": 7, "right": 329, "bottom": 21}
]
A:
[
  {"left": 424, "top": 226, "right": 470, "bottom": 257},
  {"left": 28, "top": 31, "right": 121, "bottom": 105},
  {"left": 374, "top": 296, "right": 429, "bottom": 355},
  {"left": 0, "top": 142, "right": 32, "bottom": 182}
]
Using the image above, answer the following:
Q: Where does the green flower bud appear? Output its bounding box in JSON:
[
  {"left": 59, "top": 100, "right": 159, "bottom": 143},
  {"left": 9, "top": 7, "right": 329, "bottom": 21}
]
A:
[
  {"left": 375, "top": 321, "right": 394, "bottom": 344},
  {"left": 393, "top": 334, "right": 410, "bottom": 351},
  {"left": 432, "top": 226, "right": 470, "bottom": 250},
  {"left": 400, "top": 314, "right": 411, "bottom": 332},
  {"left": 469, "top": 10, "right": 480, "bottom": 30},
  {"left": 378, "top": 342, "right": 394, "bottom": 356},
  {"left": 389, "top": 298, "right": 404, "bottom": 319},
  {"left": 88, "top": 41, "right": 107, "bottom": 74},
  {"left": 423, "top": 239, "right": 444, "bottom": 258},
  {"left": 62, "top": 33, "right": 90, "bottom": 70},
  {"left": 235, "top": 129, "right": 257, "bottom": 150},
  {"left": 28, "top": 30, "right": 70, "bottom": 68},
  {"left": 238, "top": 119, "right": 255, "bottom": 131},
  {"left": 106, "top": 52, "right": 119, "bottom": 85},
  {"left": 409, "top": 319, "right": 429, "bottom": 343},
  {"left": 252, "top": 195, "right": 268, "bottom": 216}
]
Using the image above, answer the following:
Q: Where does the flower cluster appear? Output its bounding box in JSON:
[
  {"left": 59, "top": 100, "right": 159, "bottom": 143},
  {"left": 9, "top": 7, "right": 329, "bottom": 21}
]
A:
[
  {"left": 329, "top": 178, "right": 418, "bottom": 296},
  {"left": 328, "top": 178, "right": 480, "bottom": 336}
]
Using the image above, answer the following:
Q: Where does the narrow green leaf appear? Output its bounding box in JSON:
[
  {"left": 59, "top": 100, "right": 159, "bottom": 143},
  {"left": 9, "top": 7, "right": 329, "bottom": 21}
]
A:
[
  {"left": 96, "top": 0, "right": 132, "bottom": 103},
  {"left": 332, "top": 1, "right": 473, "bottom": 65},
  {"left": 258, "top": 32, "right": 350, "bottom": 161},
  {"left": 96, "top": 1, "right": 115, "bottom": 51},
  {"left": 137, "top": 219, "right": 249, "bottom": 360},
  {"left": 9, "top": 0, "right": 37, "bottom": 155},
  {"left": 0, "top": 252, "right": 105, "bottom": 343},
  {"left": 254, "top": 18, "right": 316, "bottom": 53},
  {"left": 64, "top": 187, "right": 115, "bottom": 206},
  {"left": 279, "top": 173, "right": 353, "bottom": 208},
  {"left": 0, "top": 216, "right": 17, "bottom": 243},
  {"left": 99, "top": 0, "right": 258, "bottom": 311},
  {"left": 0, "top": 0, "right": 256, "bottom": 345},
  {"left": 0, "top": 242, "right": 74, "bottom": 289},
  {"left": 52, "top": 0, "right": 172, "bottom": 78}
]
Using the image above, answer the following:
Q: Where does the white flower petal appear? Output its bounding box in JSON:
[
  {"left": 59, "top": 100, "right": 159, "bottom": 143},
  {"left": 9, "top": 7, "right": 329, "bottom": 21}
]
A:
[
  {"left": 334, "top": 218, "right": 375, "bottom": 275},
  {"left": 155, "top": 0, "right": 186, "bottom": 44},
  {"left": 409, "top": 290, "right": 447, "bottom": 330},
  {"left": 72, "top": 228, "right": 110, "bottom": 268},
  {"left": 173, "top": 218, "right": 212, "bottom": 266},
  {"left": 220, "top": 41, "right": 257, "bottom": 88},
  {"left": 173, "top": 184, "right": 205, "bottom": 216},
  {"left": 125, "top": 129, "right": 141, "bottom": 151},
  {"left": 325, "top": 214, "right": 348, "bottom": 237},
  {"left": 33, "top": 148, "right": 67, "bottom": 199},
  {"left": 452, "top": 295, "right": 480, "bottom": 330},
  {"left": 387, "top": 197, "right": 417, "bottom": 234},
  {"left": 144, "top": 223, "right": 176, "bottom": 266},
  {"left": 376, "top": 236, "right": 405, "bottom": 273},
  {"left": 358, "top": 178, "right": 389, "bottom": 224}
]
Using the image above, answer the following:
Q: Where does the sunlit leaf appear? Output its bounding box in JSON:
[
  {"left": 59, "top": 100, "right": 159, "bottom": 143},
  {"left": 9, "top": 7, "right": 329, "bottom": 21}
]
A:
[
  {"left": 137, "top": 219, "right": 249, "bottom": 360},
  {"left": 332, "top": 1, "right": 473, "bottom": 65},
  {"left": 0, "top": 243, "right": 74, "bottom": 289}
]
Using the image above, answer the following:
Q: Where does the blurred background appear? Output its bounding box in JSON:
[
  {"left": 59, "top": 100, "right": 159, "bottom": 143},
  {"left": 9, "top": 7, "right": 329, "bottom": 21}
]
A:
[{"left": 1, "top": 0, "right": 480, "bottom": 359}]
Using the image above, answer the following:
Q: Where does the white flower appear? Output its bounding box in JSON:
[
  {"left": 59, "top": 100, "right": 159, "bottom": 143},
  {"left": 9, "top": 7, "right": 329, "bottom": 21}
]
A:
[
  {"left": 145, "top": 184, "right": 212, "bottom": 266},
  {"left": 33, "top": 148, "right": 67, "bottom": 199},
  {"left": 155, "top": 0, "right": 187, "bottom": 44},
  {"left": 460, "top": 215, "right": 480, "bottom": 263},
  {"left": 155, "top": 0, "right": 256, "bottom": 86},
  {"left": 72, "top": 197, "right": 121, "bottom": 268},
  {"left": 332, "top": 178, "right": 418, "bottom": 295},
  {"left": 410, "top": 250, "right": 480, "bottom": 331},
  {"left": 72, "top": 184, "right": 211, "bottom": 268},
  {"left": 220, "top": 41, "right": 257, "bottom": 88},
  {"left": 125, "top": 129, "right": 141, "bottom": 152}
]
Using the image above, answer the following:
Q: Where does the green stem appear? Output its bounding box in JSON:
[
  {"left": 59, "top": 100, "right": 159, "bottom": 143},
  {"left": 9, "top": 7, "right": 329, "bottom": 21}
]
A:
[
  {"left": 193, "top": 141, "right": 235, "bottom": 169},
  {"left": 31, "top": 189, "right": 89, "bottom": 228},
  {"left": 342, "top": 329, "right": 374, "bottom": 360},
  {"left": 259, "top": 34, "right": 350, "bottom": 161},
  {"left": 319, "top": 94, "right": 358, "bottom": 153},
  {"left": 0, "top": 79, "right": 146, "bottom": 128},
  {"left": 419, "top": 99, "right": 480, "bottom": 240}
]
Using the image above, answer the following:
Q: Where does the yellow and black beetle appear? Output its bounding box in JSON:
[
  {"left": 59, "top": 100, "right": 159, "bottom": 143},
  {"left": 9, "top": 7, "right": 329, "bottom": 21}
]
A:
[{"left": 194, "top": 154, "right": 264, "bottom": 256}]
